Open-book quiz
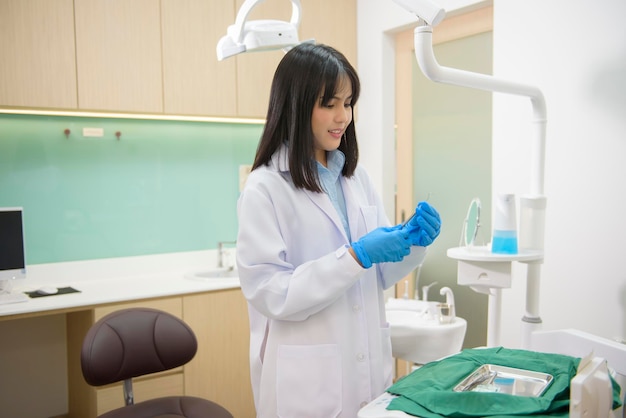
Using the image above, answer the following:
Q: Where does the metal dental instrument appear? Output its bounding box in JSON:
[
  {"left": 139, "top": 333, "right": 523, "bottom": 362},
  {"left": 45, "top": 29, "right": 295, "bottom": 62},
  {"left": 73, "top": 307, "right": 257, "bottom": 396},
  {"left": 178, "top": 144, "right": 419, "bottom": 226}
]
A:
[
  {"left": 403, "top": 211, "right": 418, "bottom": 227},
  {"left": 459, "top": 370, "right": 497, "bottom": 392},
  {"left": 402, "top": 193, "right": 432, "bottom": 226}
]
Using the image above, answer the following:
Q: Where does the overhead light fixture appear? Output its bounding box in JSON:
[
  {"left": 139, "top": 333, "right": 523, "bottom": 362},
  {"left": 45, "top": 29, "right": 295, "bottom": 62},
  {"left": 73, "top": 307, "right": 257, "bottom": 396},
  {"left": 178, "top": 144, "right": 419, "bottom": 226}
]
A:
[{"left": 216, "top": 0, "right": 311, "bottom": 61}]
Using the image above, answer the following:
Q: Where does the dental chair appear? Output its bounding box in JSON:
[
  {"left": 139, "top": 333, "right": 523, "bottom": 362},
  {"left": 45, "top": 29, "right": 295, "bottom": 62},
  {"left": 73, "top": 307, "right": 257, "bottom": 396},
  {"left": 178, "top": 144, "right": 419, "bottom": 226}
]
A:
[{"left": 81, "top": 307, "right": 233, "bottom": 418}]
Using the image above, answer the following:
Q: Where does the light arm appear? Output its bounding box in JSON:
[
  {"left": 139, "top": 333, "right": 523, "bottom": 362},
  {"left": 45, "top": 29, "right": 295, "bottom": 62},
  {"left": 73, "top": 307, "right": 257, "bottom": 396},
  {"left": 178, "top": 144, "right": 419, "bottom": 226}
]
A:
[{"left": 413, "top": 25, "right": 547, "bottom": 196}]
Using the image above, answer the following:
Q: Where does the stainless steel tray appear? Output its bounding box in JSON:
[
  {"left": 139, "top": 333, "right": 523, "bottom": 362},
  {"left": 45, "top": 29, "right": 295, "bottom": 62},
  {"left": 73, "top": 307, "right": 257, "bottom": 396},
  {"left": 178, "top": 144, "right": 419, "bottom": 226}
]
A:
[{"left": 453, "top": 364, "right": 553, "bottom": 397}]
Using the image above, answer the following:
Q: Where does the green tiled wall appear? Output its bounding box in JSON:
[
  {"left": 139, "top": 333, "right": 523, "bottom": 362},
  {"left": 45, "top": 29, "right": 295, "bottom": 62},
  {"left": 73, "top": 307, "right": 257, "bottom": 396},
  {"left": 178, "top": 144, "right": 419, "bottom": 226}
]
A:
[{"left": 0, "top": 114, "right": 262, "bottom": 264}]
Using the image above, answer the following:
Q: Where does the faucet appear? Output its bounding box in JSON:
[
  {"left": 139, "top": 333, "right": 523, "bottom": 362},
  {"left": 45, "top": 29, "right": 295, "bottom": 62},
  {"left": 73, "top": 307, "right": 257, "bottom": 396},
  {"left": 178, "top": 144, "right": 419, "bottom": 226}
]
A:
[
  {"left": 421, "top": 281, "right": 438, "bottom": 301},
  {"left": 217, "top": 241, "right": 237, "bottom": 270},
  {"left": 439, "top": 287, "right": 456, "bottom": 322}
]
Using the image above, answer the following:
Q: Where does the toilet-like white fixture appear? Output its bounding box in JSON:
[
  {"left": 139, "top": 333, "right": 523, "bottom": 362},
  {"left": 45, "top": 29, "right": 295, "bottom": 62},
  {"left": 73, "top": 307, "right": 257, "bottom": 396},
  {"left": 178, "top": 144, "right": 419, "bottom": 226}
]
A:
[{"left": 386, "top": 297, "right": 467, "bottom": 364}]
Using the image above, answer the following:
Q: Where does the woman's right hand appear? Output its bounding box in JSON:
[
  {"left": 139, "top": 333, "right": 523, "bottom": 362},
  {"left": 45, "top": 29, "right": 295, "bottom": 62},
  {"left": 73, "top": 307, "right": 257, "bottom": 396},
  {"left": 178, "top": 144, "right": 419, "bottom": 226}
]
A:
[{"left": 351, "top": 225, "right": 411, "bottom": 268}]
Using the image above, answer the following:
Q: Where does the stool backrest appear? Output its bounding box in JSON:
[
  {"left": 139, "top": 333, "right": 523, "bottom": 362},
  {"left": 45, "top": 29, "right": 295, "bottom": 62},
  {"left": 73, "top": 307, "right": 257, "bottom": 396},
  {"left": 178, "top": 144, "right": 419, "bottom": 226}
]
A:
[{"left": 81, "top": 307, "right": 197, "bottom": 387}]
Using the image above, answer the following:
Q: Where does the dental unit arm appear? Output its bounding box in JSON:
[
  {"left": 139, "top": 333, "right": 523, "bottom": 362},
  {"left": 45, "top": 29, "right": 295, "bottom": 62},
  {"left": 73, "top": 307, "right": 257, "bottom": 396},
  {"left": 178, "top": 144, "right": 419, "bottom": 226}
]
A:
[
  {"left": 391, "top": 0, "right": 547, "bottom": 198},
  {"left": 393, "top": 0, "right": 548, "bottom": 349}
]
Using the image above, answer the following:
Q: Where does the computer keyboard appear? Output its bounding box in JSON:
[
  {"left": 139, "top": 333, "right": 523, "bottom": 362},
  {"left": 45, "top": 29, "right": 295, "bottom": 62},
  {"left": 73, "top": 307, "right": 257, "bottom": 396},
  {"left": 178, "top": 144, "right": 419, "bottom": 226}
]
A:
[{"left": 0, "top": 292, "right": 29, "bottom": 305}]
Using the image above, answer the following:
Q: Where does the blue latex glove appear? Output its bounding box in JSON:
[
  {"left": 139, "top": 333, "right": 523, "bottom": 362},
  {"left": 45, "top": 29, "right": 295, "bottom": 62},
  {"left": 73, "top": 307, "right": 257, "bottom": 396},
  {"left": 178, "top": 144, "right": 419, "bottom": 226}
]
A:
[
  {"left": 351, "top": 225, "right": 411, "bottom": 269},
  {"left": 405, "top": 201, "right": 441, "bottom": 247}
]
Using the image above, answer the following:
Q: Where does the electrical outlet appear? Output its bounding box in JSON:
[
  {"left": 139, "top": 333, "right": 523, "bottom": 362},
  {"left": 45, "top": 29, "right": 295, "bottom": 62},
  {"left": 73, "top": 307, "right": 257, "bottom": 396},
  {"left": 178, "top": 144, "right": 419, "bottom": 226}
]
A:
[
  {"left": 239, "top": 164, "right": 252, "bottom": 192},
  {"left": 82, "top": 127, "right": 104, "bottom": 137}
]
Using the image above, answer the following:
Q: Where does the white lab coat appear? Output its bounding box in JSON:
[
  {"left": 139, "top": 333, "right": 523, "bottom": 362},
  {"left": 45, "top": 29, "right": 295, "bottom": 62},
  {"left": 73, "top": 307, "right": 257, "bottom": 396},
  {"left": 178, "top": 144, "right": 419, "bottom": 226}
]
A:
[{"left": 236, "top": 145, "right": 427, "bottom": 418}]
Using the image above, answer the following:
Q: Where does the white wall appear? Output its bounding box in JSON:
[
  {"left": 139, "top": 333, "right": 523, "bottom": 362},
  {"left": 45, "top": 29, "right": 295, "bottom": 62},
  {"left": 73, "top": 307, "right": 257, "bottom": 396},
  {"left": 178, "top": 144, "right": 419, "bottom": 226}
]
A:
[
  {"left": 492, "top": 0, "right": 626, "bottom": 347},
  {"left": 358, "top": 0, "right": 626, "bottom": 347},
  {"left": 356, "top": 0, "right": 482, "bottom": 221}
]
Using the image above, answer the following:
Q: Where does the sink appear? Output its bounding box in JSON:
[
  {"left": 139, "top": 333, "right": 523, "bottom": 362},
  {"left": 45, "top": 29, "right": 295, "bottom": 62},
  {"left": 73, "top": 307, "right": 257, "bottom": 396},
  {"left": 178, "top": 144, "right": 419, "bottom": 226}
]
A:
[
  {"left": 184, "top": 267, "right": 239, "bottom": 281},
  {"left": 386, "top": 298, "right": 467, "bottom": 364}
]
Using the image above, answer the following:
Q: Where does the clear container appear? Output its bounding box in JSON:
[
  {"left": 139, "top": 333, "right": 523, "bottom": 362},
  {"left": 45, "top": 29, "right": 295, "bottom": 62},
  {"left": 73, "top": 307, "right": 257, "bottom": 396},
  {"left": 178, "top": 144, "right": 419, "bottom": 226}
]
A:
[
  {"left": 519, "top": 195, "right": 547, "bottom": 251},
  {"left": 492, "top": 193, "right": 518, "bottom": 255}
]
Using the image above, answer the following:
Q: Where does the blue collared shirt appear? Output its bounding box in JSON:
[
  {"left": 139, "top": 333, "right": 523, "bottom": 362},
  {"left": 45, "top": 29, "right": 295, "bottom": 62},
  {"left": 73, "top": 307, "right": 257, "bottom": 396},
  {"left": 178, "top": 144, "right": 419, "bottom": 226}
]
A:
[{"left": 317, "top": 150, "right": 351, "bottom": 241}]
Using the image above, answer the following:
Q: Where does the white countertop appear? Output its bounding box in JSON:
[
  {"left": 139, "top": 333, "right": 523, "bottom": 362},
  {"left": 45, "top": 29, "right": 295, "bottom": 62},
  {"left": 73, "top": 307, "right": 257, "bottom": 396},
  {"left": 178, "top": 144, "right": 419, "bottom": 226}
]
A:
[{"left": 0, "top": 250, "right": 240, "bottom": 319}]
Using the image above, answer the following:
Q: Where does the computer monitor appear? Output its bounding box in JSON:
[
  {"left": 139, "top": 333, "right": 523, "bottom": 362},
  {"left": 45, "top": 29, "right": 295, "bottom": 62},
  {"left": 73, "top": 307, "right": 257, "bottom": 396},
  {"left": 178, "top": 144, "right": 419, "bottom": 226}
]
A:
[{"left": 0, "top": 207, "right": 26, "bottom": 283}]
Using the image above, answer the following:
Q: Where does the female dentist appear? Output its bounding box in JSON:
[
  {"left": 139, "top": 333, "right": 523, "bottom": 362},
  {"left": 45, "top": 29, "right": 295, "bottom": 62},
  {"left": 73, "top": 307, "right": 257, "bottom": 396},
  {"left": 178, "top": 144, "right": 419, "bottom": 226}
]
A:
[{"left": 236, "top": 43, "right": 441, "bottom": 418}]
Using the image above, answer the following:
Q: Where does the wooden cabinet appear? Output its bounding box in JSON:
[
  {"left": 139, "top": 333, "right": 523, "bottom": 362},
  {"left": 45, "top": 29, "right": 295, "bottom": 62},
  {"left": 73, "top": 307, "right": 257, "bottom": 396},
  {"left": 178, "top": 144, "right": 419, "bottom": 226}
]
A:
[
  {"left": 233, "top": 0, "right": 290, "bottom": 118},
  {"left": 0, "top": 0, "right": 356, "bottom": 118},
  {"left": 74, "top": 0, "right": 163, "bottom": 113},
  {"left": 234, "top": 0, "right": 357, "bottom": 118},
  {"left": 66, "top": 290, "right": 253, "bottom": 418},
  {"left": 183, "top": 289, "right": 255, "bottom": 417},
  {"left": 300, "top": 0, "right": 357, "bottom": 66},
  {"left": 0, "top": 0, "right": 77, "bottom": 109},
  {"left": 161, "top": 0, "right": 238, "bottom": 116}
]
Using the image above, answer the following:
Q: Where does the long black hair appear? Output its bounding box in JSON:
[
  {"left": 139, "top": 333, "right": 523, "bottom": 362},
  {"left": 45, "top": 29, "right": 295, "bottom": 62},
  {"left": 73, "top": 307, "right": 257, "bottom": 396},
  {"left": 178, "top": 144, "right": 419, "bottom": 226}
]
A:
[{"left": 252, "top": 43, "right": 361, "bottom": 193}]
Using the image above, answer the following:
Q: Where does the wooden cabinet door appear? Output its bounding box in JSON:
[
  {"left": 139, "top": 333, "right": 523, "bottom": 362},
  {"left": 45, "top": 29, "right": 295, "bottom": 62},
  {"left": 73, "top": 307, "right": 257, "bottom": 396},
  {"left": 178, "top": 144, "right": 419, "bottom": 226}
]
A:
[
  {"left": 161, "top": 0, "right": 238, "bottom": 117},
  {"left": 183, "top": 289, "right": 255, "bottom": 418},
  {"left": 1, "top": 0, "right": 356, "bottom": 118},
  {"left": 94, "top": 297, "right": 183, "bottom": 320},
  {"left": 0, "top": 0, "right": 77, "bottom": 109},
  {"left": 233, "top": 0, "right": 289, "bottom": 118},
  {"left": 74, "top": 0, "right": 163, "bottom": 113},
  {"left": 300, "top": 0, "right": 357, "bottom": 66},
  {"left": 233, "top": 0, "right": 357, "bottom": 118}
]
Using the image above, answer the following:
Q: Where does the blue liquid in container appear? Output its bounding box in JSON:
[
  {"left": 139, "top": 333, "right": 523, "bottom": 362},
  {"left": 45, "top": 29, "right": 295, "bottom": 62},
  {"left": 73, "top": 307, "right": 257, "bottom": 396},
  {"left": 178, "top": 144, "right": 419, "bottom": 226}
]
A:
[{"left": 492, "top": 230, "right": 518, "bottom": 254}]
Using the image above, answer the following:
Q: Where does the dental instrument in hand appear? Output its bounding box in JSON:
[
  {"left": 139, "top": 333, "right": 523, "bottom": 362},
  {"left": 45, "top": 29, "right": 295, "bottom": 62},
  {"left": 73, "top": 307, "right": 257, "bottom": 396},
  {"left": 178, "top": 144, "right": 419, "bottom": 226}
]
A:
[
  {"left": 403, "top": 211, "right": 418, "bottom": 227},
  {"left": 404, "top": 198, "right": 441, "bottom": 247},
  {"left": 403, "top": 193, "right": 432, "bottom": 226}
]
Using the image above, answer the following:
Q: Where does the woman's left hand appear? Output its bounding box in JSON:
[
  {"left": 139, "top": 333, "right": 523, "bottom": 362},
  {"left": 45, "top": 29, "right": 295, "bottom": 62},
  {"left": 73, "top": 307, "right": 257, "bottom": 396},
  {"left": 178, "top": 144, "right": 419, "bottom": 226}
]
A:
[{"left": 405, "top": 201, "right": 441, "bottom": 247}]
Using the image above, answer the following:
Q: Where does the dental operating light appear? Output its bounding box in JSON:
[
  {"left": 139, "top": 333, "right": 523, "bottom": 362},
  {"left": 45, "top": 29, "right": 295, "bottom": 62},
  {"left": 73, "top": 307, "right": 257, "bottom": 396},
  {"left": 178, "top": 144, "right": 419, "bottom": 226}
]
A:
[{"left": 216, "top": 0, "right": 310, "bottom": 61}]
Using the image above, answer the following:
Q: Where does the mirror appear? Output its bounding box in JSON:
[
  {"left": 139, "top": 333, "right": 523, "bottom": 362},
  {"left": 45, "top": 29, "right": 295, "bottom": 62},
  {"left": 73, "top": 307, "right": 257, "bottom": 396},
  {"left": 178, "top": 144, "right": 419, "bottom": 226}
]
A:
[{"left": 461, "top": 198, "right": 482, "bottom": 247}]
